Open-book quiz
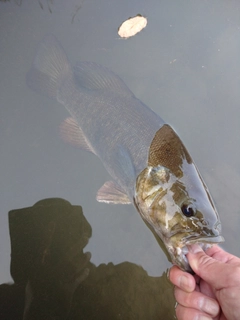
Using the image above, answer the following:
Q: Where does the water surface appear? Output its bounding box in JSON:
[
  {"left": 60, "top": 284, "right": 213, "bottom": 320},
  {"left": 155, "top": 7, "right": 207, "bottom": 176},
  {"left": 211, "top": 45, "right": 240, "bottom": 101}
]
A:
[{"left": 1, "top": 0, "right": 240, "bottom": 318}]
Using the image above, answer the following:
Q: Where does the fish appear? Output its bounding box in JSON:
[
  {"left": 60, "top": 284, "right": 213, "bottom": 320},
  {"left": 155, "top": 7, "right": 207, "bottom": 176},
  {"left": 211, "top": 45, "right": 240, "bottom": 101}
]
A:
[{"left": 27, "top": 35, "right": 224, "bottom": 272}]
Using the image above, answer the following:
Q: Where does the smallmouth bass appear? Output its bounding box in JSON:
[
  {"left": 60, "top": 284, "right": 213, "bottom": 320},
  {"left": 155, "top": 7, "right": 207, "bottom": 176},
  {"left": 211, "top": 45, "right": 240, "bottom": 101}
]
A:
[{"left": 27, "top": 35, "right": 224, "bottom": 272}]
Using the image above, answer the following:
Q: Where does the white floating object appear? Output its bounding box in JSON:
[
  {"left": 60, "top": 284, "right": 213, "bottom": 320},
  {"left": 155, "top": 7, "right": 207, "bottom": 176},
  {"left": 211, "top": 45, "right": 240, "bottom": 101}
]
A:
[
  {"left": 118, "top": 14, "right": 147, "bottom": 39},
  {"left": 169, "top": 59, "right": 177, "bottom": 64}
]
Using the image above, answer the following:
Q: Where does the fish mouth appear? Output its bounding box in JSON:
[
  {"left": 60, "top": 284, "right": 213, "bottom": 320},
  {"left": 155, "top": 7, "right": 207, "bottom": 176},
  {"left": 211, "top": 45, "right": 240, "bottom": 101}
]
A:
[
  {"left": 174, "top": 235, "right": 225, "bottom": 273},
  {"left": 184, "top": 234, "right": 225, "bottom": 245}
]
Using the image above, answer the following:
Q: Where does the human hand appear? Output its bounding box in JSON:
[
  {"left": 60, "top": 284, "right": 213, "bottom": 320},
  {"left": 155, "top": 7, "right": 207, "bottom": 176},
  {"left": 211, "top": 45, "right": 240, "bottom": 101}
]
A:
[{"left": 169, "top": 244, "right": 240, "bottom": 320}]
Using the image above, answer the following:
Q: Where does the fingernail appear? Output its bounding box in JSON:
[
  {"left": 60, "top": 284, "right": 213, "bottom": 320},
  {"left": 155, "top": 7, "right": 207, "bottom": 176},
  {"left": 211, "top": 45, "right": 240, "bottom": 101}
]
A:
[
  {"left": 198, "top": 315, "right": 211, "bottom": 320},
  {"left": 179, "top": 275, "right": 191, "bottom": 291},
  {"left": 188, "top": 244, "right": 202, "bottom": 254},
  {"left": 201, "top": 298, "right": 219, "bottom": 317},
  {"left": 166, "top": 268, "right": 170, "bottom": 279}
]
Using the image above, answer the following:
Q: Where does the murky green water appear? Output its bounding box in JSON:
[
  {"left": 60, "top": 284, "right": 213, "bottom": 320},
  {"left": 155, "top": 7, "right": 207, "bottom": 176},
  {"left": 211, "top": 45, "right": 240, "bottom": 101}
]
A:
[{"left": 1, "top": 0, "right": 240, "bottom": 318}]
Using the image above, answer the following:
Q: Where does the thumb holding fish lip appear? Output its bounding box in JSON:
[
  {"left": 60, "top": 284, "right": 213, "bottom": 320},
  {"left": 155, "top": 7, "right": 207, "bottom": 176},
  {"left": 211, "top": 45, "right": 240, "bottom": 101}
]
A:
[
  {"left": 187, "top": 244, "right": 239, "bottom": 289},
  {"left": 187, "top": 244, "right": 240, "bottom": 320}
]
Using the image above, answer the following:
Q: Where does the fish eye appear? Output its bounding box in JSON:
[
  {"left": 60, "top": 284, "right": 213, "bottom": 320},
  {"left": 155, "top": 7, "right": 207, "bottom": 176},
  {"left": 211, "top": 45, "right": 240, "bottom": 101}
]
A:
[{"left": 181, "top": 204, "right": 195, "bottom": 217}]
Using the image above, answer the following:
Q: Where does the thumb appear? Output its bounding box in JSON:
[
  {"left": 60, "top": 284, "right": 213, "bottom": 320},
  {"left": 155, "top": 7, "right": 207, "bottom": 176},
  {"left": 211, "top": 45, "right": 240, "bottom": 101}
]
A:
[{"left": 187, "top": 244, "right": 229, "bottom": 289}]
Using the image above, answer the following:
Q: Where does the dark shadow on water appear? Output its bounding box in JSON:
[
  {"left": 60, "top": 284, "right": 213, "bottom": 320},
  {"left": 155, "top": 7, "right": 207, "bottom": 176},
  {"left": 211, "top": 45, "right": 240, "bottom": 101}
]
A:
[{"left": 0, "top": 198, "right": 176, "bottom": 320}]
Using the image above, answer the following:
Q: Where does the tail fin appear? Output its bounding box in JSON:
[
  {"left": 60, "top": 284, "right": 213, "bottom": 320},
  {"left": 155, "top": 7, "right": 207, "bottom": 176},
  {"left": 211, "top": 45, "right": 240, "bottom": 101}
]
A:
[{"left": 26, "top": 35, "right": 72, "bottom": 99}]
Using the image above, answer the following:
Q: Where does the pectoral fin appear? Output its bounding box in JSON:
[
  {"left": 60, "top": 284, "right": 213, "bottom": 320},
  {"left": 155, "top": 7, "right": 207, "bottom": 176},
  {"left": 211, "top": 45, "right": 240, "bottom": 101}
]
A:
[
  {"left": 96, "top": 181, "right": 131, "bottom": 204},
  {"left": 60, "top": 117, "right": 96, "bottom": 154}
]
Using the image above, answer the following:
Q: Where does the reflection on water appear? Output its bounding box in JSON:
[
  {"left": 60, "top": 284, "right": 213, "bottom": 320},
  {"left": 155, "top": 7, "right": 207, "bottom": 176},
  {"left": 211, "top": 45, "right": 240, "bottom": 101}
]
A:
[
  {"left": 1, "top": 0, "right": 240, "bottom": 318},
  {"left": 0, "top": 198, "right": 176, "bottom": 319}
]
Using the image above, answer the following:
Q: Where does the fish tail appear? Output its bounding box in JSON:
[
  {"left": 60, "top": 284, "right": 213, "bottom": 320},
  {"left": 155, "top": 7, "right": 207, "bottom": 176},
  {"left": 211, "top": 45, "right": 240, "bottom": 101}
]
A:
[{"left": 26, "top": 35, "right": 72, "bottom": 99}]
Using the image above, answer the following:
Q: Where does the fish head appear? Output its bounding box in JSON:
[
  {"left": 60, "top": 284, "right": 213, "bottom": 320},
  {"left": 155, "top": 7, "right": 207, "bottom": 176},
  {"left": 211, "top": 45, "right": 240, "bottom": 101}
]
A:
[{"left": 134, "top": 125, "right": 224, "bottom": 272}]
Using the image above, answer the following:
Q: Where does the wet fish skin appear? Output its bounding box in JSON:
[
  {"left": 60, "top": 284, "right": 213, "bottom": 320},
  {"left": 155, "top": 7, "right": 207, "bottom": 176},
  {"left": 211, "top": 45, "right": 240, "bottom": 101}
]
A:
[
  {"left": 27, "top": 35, "right": 224, "bottom": 272},
  {"left": 27, "top": 35, "right": 165, "bottom": 200},
  {"left": 134, "top": 123, "right": 224, "bottom": 271}
]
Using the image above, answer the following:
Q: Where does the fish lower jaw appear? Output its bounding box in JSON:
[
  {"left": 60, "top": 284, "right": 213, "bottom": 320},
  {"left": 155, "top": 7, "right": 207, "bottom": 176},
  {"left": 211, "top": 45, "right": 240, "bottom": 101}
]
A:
[
  {"left": 169, "top": 245, "right": 191, "bottom": 273},
  {"left": 171, "top": 242, "right": 215, "bottom": 273},
  {"left": 176, "top": 246, "right": 189, "bottom": 270},
  {"left": 168, "top": 234, "right": 225, "bottom": 272}
]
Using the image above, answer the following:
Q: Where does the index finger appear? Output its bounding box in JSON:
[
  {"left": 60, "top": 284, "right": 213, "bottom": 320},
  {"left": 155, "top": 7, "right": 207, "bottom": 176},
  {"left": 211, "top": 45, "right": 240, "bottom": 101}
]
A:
[{"left": 169, "top": 266, "right": 196, "bottom": 292}]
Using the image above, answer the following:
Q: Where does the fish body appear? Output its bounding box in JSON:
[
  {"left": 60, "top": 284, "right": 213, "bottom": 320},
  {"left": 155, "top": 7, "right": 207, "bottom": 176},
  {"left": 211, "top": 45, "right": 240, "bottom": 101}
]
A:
[
  {"left": 27, "top": 35, "right": 224, "bottom": 272},
  {"left": 58, "top": 63, "right": 165, "bottom": 200}
]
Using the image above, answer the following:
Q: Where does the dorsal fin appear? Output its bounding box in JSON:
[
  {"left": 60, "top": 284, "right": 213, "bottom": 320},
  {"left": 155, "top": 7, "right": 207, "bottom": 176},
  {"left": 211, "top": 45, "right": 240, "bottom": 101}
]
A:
[
  {"left": 74, "top": 62, "right": 135, "bottom": 98},
  {"left": 60, "top": 117, "right": 96, "bottom": 154}
]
